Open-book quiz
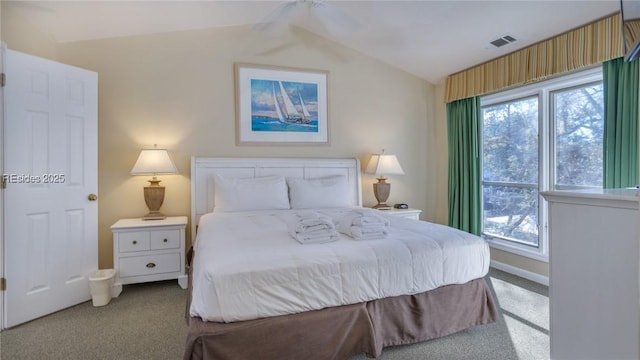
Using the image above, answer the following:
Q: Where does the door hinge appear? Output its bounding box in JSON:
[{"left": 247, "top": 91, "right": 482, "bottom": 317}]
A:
[
  {"left": 1, "top": 73, "right": 5, "bottom": 87},
  {"left": 0, "top": 278, "right": 6, "bottom": 291}
]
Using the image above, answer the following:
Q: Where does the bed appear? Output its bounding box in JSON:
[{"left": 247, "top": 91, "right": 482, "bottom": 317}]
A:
[{"left": 184, "top": 157, "right": 497, "bottom": 360}]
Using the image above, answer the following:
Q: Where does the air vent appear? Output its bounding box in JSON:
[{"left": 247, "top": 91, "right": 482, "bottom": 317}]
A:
[{"left": 490, "top": 34, "right": 518, "bottom": 48}]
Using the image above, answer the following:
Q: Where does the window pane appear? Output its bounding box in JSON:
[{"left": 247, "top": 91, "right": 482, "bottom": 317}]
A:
[
  {"left": 482, "top": 98, "right": 538, "bottom": 184},
  {"left": 554, "top": 84, "right": 604, "bottom": 187},
  {"left": 482, "top": 185, "right": 539, "bottom": 247},
  {"left": 482, "top": 97, "right": 539, "bottom": 247}
]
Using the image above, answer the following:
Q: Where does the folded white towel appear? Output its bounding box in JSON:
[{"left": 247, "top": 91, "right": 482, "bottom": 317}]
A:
[
  {"left": 336, "top": 209, "right": 390, "bottom": 240},
  {"left": 292, "top": 229, "right": 340, "bottom": 244},
  {"left": 350, "top": 226, "right": 388, "bottom": 240},
  {"left": 286, "top": 211, "right": 339, "bottom": 244},
  {"left": 287, "top": 212, "right": 335, "bottom": 232},
  {"left": 335, "top": 211, "right": 362, "bottom": 234},
  {"left": 352, "top": 223, "right": 388, "bottom": 233},
  {"left": 352, "top": 215, "right": 390, "bottom": 227}
]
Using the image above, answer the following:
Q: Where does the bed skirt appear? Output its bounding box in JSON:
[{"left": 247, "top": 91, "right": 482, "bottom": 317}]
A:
[{"left": 184, "top": 277, "right": 497, "bottom": 360}]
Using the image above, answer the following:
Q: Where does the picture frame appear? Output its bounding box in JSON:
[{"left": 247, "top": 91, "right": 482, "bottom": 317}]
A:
[{"left": 235, "top": 63, "right": 329, "bottom": 145}]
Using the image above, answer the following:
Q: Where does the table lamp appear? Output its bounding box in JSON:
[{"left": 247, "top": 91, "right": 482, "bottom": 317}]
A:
[
  {"left": 365, "top": 149, "right": 404, "bottom": 209},
  {"left": 130, "top": 146, "right": 178, "bottom": 220}
]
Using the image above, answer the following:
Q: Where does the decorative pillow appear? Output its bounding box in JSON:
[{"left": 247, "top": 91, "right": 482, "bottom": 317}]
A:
[
  {"left": 288, "top": 175, "right": 351, "bottom": 209},
  {"left": 213, "top": 175, "right": 290, "bottom": 212}
]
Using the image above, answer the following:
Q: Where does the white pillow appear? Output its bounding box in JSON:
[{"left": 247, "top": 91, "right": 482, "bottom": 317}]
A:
[
  {"left": 213, "top": 175, "right": 290, "bottom": 212},
  {"left": 288, "top": 175, "right": 351, "bottom": 209}
]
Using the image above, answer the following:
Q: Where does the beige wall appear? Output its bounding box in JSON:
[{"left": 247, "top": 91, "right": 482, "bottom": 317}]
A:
[
  {"left": 1, "top": 4, "right": 57, "bottom": 60},
  {"left": 432, "top": 84, "right": 451, "bottom": 225},
  {"left": 492, "top": 249, "right": 549, "bottom": 277},
  {"left": 2, "top": 6, "right": 549, "bottom": 277},
  {"left": 51, "top": 26, "right": 433, "bottom": 268}
]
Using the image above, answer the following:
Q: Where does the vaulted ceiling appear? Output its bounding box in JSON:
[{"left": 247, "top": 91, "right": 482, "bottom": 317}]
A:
[{"left": 4, "top": 0, "right": 621, "bottom": 84}]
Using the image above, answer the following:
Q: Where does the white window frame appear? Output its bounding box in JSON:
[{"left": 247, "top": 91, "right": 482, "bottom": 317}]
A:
[{"left": 480, "top": 66, "right": 603, "bottom": 262}]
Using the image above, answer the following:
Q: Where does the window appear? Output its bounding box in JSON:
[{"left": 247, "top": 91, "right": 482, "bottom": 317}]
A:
[
  {"left": 482, "top": 97, "right": 539, "bottom": 247},
  {"left": 480, "top": 68, "right": 603, "bottom": 260},
  {"left": 552, "top": 83, "right": 604, "bottom": 189}
]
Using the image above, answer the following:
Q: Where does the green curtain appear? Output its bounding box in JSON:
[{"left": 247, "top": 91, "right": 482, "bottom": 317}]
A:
[
  {"left": 447, "top": 97, "right": 482, "bottom": 235},
  {"left": 603, "top": 57, "right": 639, "bottom": 188}
]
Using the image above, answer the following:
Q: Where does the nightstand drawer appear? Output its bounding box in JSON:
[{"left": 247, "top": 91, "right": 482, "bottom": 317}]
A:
[
  {"left": 118, "top": 231, "right": 151, "bottom": 252},
  {"left": 111, "top": 216, "right": 188, "bottom": 294},
  {"left": 118, "top": 253, "right": 180, "bottom": 278},
  {"left": 393, "top": 213, "right": 420, "bottom": 220},
  {"left": 150, "top": 230, "right": 180, "bottom": 250},
  {"left": 379, "top": 208, "right": 422, "bottom": 220}
]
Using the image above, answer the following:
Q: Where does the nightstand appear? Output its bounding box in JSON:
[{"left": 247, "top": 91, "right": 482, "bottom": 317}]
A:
[
  {"left": 378, "top": 208, "right": 422, "bottom": 220},
  {"left": 111, "top": 216, "right": 188, "bottom": 297}
]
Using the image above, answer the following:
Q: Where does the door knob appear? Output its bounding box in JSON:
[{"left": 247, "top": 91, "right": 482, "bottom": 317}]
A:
[{"left": 88, "top": 194, "right": 98, "bottom": 201}]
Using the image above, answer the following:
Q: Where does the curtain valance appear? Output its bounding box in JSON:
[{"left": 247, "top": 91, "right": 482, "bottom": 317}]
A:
[{"left": 445, "top": 13, "right": 623, "bottom": 103}]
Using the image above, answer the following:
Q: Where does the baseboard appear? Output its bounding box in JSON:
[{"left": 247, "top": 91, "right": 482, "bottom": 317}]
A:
[{"left": 490, "top": 260, "right": 549, "bottom": 286}]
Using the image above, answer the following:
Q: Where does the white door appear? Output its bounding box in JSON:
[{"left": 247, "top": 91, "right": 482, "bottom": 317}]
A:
[{"left": 4, "top": 49, "right": 98, "bottom": 328}]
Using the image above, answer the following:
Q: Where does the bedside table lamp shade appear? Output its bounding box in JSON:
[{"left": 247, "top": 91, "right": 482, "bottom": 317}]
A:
[
  {"left": 365, "top": 150, "right": 404, "bottom": 209},
  {"left": 130, "top": 148, "right": 178, "bottom": 220}
]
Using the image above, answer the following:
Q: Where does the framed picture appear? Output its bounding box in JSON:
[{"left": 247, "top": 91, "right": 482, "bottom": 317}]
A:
[{"left": 235, "top": 63, "right": 329, "bottom": 145}]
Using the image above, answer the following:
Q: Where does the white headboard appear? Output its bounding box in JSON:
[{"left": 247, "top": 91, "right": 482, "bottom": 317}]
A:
[{"left": 190, "top": 157, "right": 362, "bottom": 240}]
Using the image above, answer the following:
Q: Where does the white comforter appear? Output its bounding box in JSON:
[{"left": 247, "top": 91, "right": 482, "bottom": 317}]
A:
[{"left": 190, "top": 208, "right": 490, "bottom": 323}]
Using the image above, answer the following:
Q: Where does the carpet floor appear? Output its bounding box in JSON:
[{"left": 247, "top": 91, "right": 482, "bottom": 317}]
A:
[{"left": 0, "top": 268, "right": 549, "bottom": 360}]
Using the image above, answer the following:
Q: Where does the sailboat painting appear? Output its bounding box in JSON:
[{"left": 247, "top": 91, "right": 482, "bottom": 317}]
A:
[
  {"left": 250, "top": 79, "right": 317, "bottom": 132},
  {"left": 236, "top": 64, "right": 328, "bottom": 145}
]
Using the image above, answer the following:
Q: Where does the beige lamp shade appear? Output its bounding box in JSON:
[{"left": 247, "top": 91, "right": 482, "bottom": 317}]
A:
[
  {"left": 130, "top": 148, "right": 178, "bottom": 175},
  {"left": 130, "top": 148, "right": 178, "bottom": 220},
  {"left": 364, "top": 153, "right": 405, "bottom": 178},
  {"left": 365, "top": 151, "right": 404, "bottom": 209}
]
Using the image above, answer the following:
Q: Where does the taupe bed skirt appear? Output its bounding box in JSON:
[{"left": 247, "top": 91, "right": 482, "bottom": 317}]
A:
[{"left": 184, "top": 277, "right": 498, "bottom": 360}]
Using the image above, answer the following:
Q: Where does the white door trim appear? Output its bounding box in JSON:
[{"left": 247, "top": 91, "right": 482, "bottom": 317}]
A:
[{"left": 0, "top": 42, "right": 6, "bottom": 331}]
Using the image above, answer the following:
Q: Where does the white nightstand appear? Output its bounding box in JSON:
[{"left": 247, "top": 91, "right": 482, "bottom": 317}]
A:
[
  {"left": 111, "top": 216, "right": 188, "bottom": 297},
  {"left": 378, "top": 208, "right": 422, "bottom": 220}
]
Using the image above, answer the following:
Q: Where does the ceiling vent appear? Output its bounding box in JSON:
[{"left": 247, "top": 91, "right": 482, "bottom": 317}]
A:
[{"left": 490, "top": 34, "right": 518, "bottom": 48}]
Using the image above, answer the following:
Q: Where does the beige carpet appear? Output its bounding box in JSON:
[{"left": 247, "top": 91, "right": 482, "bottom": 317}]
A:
[
  {"left": 0, "top": 269, "right": 549, "bottom": 360},
  {"left": 0, "top": 280, "right": 187, "bottom": 360}
]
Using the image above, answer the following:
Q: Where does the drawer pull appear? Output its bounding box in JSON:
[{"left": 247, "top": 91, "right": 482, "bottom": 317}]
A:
[
  {"left": 146, "top": 262, "right": 156, "bottom": 268},
  {"left": 132, "top": 240, "right": 137, "bottom": 245},
  {"left": 163, "top": 238, "right": 168, "bottom": 243}
]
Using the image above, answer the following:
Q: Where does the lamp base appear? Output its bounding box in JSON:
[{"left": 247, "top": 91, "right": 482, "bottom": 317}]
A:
[
  {"left": 372, "top": 178, "right": 391, "bottom": 209},
  {"left": 372, "top": 204, "right": 392, "bottom": 210},
  {"left": 142, "top": 211, "right": 167, "bottom": 220},
  {"left": 142, "top": 180, "right": 166, "bottom": 220}
]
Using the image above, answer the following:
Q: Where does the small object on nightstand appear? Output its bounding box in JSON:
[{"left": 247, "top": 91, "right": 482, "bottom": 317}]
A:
[{"left": 394, "top": 203, "right": 409, "bottom": 209}]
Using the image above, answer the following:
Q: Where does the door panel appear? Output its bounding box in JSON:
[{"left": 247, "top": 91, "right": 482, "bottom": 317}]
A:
[{"left": 4, "top": 49, "right": 97, "bottom": 327}]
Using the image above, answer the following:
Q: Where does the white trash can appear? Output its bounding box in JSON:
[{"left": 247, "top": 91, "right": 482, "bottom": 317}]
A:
[{"left": 88, "top": 269, "right": 116, "bottom": 307}]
